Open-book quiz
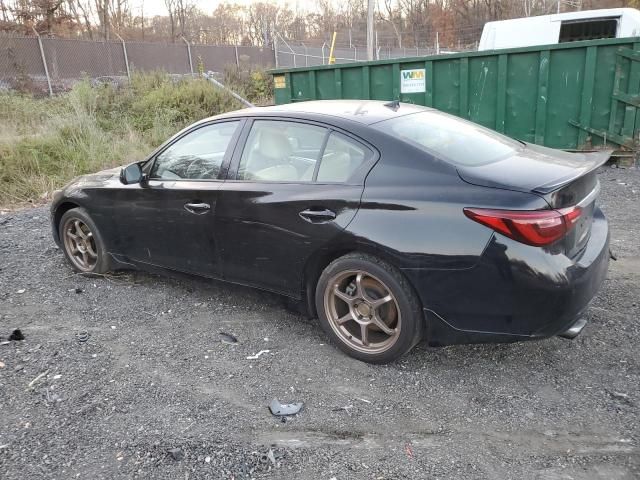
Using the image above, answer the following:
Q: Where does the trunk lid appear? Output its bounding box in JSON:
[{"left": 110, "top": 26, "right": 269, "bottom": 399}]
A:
[
  {"left": 456, "top": 143, "right": 611, "bottom": 196},
  {"left": 458, "top": 144, "right": 611, "bottom": 257}
]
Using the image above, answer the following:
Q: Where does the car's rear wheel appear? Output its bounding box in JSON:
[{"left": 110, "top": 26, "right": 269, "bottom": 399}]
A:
[
  {"left": 59, "top": 208, "right": 110, "bottom": 274},
  {"left": 316, "top": 253, "right": 423, "bottom": 363}
]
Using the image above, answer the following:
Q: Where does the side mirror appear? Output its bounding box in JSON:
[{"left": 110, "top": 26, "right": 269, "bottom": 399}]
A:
[{"left": 120, "top": 163, "right": 143, "bottom": 185}]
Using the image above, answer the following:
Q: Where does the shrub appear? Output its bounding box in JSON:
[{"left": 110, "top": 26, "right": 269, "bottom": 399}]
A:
[{"left": 0, "top": 71, "right": 270, "bottom": 206}]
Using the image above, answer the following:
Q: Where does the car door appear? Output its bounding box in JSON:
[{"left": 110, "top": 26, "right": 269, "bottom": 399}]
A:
[
  {"left": 215, "top": 118, "right": 377, "bottom": 296},
  {"left": 104, "top": 119, "right": 243, "bottom": 277}
]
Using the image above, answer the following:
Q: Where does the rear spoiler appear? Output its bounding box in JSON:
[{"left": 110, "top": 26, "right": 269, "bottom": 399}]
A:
[{"left": 532, "top": 150, "right": 612, "bottom": 195}]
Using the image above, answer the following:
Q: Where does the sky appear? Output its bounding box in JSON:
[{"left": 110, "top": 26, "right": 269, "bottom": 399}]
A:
[{"left": 130, "top": 0, "right": 308, "bottom": 17}]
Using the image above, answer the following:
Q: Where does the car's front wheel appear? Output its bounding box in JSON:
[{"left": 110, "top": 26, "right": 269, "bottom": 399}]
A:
[
  {"left": 59, "top": 207, "right": 110, "bottom": 274},
  {"left": 315, "top": 253, "right": 423, "bottom": 363}
]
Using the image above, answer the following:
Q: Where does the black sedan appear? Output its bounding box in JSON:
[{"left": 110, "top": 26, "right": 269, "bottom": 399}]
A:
[{"left": 51, "top": 100, "right": 610, "bottom": 363}]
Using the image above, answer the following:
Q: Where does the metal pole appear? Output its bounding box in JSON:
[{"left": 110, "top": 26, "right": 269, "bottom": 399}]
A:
[
  {"left": 375, "top": 31, "right": 379, "bottom": 59},
  {"left": 181, "top": 36, "right": 193, "bottom": 75},
  {"left": 114, "top": 32, "right": 131, "bottom": 82},
  {"left": 367, "top": 0, "right": 374, "bottom": 60},
  {"left": 32, "top": 27, "right": 52, "bottom": 97},
  {"left": 322, "top": 42, "right": 327, "bottom": 65},
  {"left": 436, "top": 31, "right": 440, "bottom": 55},
  {"left": 328, "top": 31, "right": 337, "bottom": 64},
  {"left": 234, "top": 44, "right": 239, "bottom": 69},
  {"left": 204, "top": 71, "right": 254, "bottom": 108},
  {"left": 274, "top": 34, "right": 279, "bottom": 68},
  {"left": 302, "top": 43, "right": 308, "bottom": 67}
]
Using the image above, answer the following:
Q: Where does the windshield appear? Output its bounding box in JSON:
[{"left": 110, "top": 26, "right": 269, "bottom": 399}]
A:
[{"left": 374, "top": 111, "right": 522, "bottom": 166}]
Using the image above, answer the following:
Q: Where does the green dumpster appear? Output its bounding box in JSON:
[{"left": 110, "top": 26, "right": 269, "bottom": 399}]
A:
[{"left": 270, "top": 37, "right": 640, "bottom": 154}]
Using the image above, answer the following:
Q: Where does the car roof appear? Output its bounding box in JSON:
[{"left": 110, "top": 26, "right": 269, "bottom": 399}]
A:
[{"left": 212, "top": 100, "right": 432, "bottom": 126}]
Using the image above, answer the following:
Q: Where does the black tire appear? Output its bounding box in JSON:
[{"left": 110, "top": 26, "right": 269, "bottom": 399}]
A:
[
  {"left": 58, "top": 207, "right": 111, "bottom": 274},
  {"left": 315, "top": 253, "right": 423, "bottom": 363}
]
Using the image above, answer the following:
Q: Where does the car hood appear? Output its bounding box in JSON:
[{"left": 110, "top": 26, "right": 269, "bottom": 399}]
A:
[
  {"left": 456, "top": 143, "right": 612, "bottom": 195},
  {"left": 63, "top": 166, "right": 122, "bottom": 190}
]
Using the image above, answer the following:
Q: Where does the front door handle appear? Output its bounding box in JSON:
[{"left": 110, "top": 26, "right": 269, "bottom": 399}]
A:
[
  {"left": 299, "top": 208, "right": 336, "bottom": 223},
  {"left": 184, "top": 202, "right": 211, "bottom": 214}
]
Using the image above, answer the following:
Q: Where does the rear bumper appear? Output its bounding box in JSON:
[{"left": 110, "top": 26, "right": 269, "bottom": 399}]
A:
[{"left": 405, "top": 208, "right": 610, "bottom": 346}]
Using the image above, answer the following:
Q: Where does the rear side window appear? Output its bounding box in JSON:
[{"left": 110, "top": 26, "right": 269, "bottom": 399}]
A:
[
  {"left": 238, "top": 120, "right": 327, "bottom": 182},
  {"left": 559, "top": 18, "right": 618, "bottom": 43},
  {"left": 374, "top": 111, "right": 522, "bottom": 166},
  {"left": 317, "top": 132, "right": 369, "bottom": 183}
]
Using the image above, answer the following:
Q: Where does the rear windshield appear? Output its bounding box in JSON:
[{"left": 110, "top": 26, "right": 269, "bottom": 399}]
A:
[{"left": 373, "top": 111, "right": 522, "bottom": 166}]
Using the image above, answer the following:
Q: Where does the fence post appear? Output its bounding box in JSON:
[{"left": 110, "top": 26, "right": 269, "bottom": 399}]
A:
[
  {"left": 274, "top": 35, "right": 279, "bottom": 68},
  {"left": 181, "top": 36, "right": 193, "bottom": 75},
  {"left": 234, "top": 44, "right": 240, "bottom": 69},
  {"left": 32, "top": 27, "right": 52, "bottom": 97},
  {"left": 114, "top": 32, "right": 131, "bottom": 82},
  {"left": 302, "top": 43, "right": 308, "bottom": 67}
]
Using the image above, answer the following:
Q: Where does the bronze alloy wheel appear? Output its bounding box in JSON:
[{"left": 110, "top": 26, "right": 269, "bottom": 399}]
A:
[
  {"left": 323, "top": 270, "right": 401, "bottom": 354},
  {"left": 62, "top": 217, "right": 99, "bottom": 272}
]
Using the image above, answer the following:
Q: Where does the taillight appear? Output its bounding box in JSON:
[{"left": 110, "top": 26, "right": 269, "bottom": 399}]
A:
[{"left": 463, "top": 206, "right": 583, "bottom": 246}]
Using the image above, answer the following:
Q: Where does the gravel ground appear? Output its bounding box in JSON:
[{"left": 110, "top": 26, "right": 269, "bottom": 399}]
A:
[{"left": 0, "top": 166, "right": 639, "bottom": 480}]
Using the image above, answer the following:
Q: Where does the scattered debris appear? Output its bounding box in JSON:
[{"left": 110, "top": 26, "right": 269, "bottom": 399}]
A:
[
  {"left": 267, "top": 449, "right": 276, "bottom": 466},
  {"left": 204, "top": 456, "right": 211, "bottom": 463},
  {"left": 356, "top": 397, "right": 371, "bottom": 404},
  {"left": 608, "top": 390, "right": 633, "bottom": 405},
  {"left": 76, "top": 331, "right": 90, "bottom": 342},
  {"left": 75, "top": 288, "right": 83, "bottom": 294},
  {"left": 0, "top": 361, "right": 5, "bottom": 368},
  {"left": 610, "top": 249, "right": 618, "bottom": 261},
  {"left": 269, "top": 398, "right": 303, "bottom": 416},
  {"left": 8, "top": 329, "right": 24, "bottom": 341},
  {"left": 247, "top": 349, "right": 270, "bottom": 360},
  {"left": 26, "top": 370, "right": 49, "bottom": 391},
  {"left": 219, "top": 332, "right": 238, "bottom": 345},
  {"left": 167, "top": 448, "right": 184, "bottom": 461},
  {"left": 16, "top": 289, "right": 25, "bottom": 294},
  {"left": 53, "top": 374, "right": 62, "bottom": 380},
  {"left": 332, "top": 405, "right": 354, "bottom": 415},
  {"left": 110, "top": 325, "right": 116, "bottom": 330},
  {"left": 404, "top": 442, "right": 414, "bottom": 459}
]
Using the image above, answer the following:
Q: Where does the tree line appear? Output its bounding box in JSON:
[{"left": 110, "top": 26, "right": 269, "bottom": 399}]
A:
[{"left": 1, "top": 0, "right": 638, "bottom": 48}]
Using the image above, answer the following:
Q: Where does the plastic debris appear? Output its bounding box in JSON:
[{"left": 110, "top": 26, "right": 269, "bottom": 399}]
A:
[
  {"left": 8, "top": 329, "right": 24, "bottom": 341},
  {"left": 269, "top": 398, "right": 303, "bottom": 416},
  {"left": 76, "top": 331, "right": 89, "bottom": 342},
  {"left": 247, "top": 349, "right": 270, "bottom": 360},
  {"left": 167, "top": 448, "right": 184, "bottom": 461},
  {"left": 26, "top": 370, "right": 49, "bottom": 391},
  {"left": 267, "top": 449, "right": 276, "bottom": 466},
  {"left": 219, "top": 332, "right": 238, "bottom": 345}
]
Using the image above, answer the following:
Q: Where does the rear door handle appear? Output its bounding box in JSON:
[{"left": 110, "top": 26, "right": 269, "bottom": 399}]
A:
[
  {"left": 299, "top": 208, "right": 336, "bottom": 223},
  {"left": 184, "top": 202, "right": 211, "bottom": 214}
]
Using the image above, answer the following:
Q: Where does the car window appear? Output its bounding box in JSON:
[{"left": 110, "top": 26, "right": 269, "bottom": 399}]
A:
[
  {"left": 373, "top": 111, "right": 522, "bottom": 166},
  {"left": 150, "top": 121, "right": 240, "bottom": 180},
  {"left": 237, "top": 120, "right": 328, "bottom": 182},
  {"left": 317, "top": 132, "right": 369, "bottom": 183}
]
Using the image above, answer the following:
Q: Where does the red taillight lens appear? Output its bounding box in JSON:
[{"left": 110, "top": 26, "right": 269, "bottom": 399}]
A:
[{"left": 463, "top": 206, "right": 583, "bottom": 246}]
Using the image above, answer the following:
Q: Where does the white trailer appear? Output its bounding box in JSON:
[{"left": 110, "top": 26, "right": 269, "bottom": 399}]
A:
[{"left": 479, "top": 8, "right": 640, "bottom": 51}]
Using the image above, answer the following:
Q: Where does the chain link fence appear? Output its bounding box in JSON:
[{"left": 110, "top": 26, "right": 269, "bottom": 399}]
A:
[
  {"left": 274, "top": 34, "right": 478, "bottom": 69},
  {"left": 0, "top": 34, "right": 275, "bottom": 95}
]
